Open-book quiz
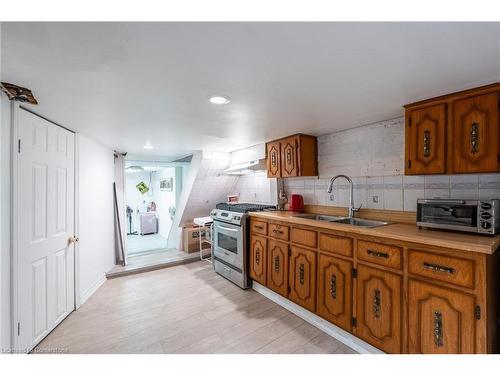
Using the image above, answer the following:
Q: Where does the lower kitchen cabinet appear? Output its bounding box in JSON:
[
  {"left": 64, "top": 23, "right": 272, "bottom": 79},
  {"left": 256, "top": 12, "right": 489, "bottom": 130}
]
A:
[
  {"left": 249, "top": 235, "right": 267, "bottom": 285},
  {"left": 317, "top": 254, "right": 353, "bottom": 332},
  {"left": 356, "top": 264, "right": 402, "bottom": 353},
  {"left": 267, "top": 239, "right": 289, "bottom": 297},
  {"left": 408, "top": 279, "right": 476, "bottom": 354},
  {"left": 289, "top": 246, "right": 317, "bottom": 312}
]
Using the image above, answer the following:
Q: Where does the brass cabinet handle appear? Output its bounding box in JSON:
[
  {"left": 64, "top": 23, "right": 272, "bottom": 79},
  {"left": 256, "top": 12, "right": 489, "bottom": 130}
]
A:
[
  {"left": 423, "top": 130, "right": 431, "bottom": 157},
  {"left": 272, "top": 228, "right": 284, "bottom": 235},
  {"left": 373, "top": 289, "right": 381, "bottom": 318},
  {"left": 286, "top": 148, "right": 292, "bottom": 164},
  {"left": 434, "top": 311, "right": 444, "bottom": 347},
  {"left": 274, "top": 256, "right": 280, "bottom": 273},
  {"left": 271, "top": 152, "right": 277, "bottom": 167},
  {"left": 367, "top": 249, "right": 389, "bottom": 259},
  {"left": 470, "top": 122, "right": 479, "bottom": 154},
  {"left": 330, "top": 275, "right": 337, "bottom": 299},
  {"left": 299, "top": 263, "right": 305, "bottom": 285},
  {"left": 254, "top": 225, "right": 264, "bottom": 230},
  {"left": 423, "top": 262, "right": 454, "bottom": 275},
  {"left": 255, "top": 250, "right": 260, "bottom": 265}
]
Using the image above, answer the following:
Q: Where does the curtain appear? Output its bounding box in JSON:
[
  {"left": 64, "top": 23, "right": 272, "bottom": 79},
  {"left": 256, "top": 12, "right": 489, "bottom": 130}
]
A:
[{"left": 114, "top": 152, "right": 127, "bottom": 265}]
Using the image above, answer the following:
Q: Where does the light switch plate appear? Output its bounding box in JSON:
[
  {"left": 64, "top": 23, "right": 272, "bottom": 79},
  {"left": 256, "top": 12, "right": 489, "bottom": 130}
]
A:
[
  {"left": 329, "top": 194, "right": 335, "bottom": 201},
  {"left": 372, "top": 195, "right": 379, "bottom": 203}
]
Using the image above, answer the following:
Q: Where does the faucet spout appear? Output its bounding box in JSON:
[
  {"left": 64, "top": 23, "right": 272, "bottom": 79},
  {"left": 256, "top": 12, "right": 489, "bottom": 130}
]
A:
[{"left": 326, "top": 174, "right": 360, "bottom": 219}]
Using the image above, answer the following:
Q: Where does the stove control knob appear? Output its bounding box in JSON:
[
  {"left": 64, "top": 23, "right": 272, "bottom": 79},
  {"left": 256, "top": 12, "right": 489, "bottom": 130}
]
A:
[
  {"left": 481, "top": 212, "right": 492, "bottom": 220},
  {"left": 481, "top": 202, "right": 492, "bottom": 210},
  {"left": 481, "top": 221, "right": 491, "bottom": 229}
]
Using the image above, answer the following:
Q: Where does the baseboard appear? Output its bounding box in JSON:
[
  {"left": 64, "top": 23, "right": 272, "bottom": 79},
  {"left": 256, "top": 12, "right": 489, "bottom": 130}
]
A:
[
  {"left": 252, "top": 282, "right": 384, "bottom": 354},
  {"left": 79, "top": 275, "right": 107, "bottom": 307}
]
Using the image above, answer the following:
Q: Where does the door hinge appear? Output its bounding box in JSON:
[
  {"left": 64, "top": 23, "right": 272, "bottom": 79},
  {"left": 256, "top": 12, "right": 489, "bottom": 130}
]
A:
[
  {"left": 407, "top": 160, "right": 411, "bottom": 169},
  {"left": 17, "top": 322, "right": 20, "bottom": 336},
  {"left": 408, "top": 117, "right": 412, "bottom": 126},
  {"left": 288, "top": 247, "right": 291, "bottom": 257},
  {"left": 287, "top": 286, "right": 291, "bottom": 293},
  {"left": 351, "top": 317, "right": 357, "bottom": 328},
  {"left": 18, "top": 139, "right": 21, "bottom": 153},
  {"left": 475, "top": 305, "right": 481, "bottom": 320},
  {"left": 352, "top": 268, "right": 358, "bottom": 278}
]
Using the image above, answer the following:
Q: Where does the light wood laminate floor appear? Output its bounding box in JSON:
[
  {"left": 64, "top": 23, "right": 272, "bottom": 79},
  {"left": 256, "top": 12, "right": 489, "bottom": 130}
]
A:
[{"left": 35, "top": 261, "right": 356, "bottom": 354}]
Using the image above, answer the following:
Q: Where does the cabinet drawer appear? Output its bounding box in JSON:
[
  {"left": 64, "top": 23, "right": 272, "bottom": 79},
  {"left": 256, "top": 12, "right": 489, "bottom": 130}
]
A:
[
  {"left": 319, "top": 232, "right": 353, "bottom": 257},
  {"left": 357, "top": 241, "right": 402, "bottom": 270},
  {"left": 408, "top": 250, "right": 474, "bottom": 289},
  {"left": 269, "top": 223, "right": 290, "bottom": 241},
  {"left": 291, "top": 227, "right": 317, "bottom": 248},
  {"left": 251, "top": 220, "right": 268, "bottom": 235}
]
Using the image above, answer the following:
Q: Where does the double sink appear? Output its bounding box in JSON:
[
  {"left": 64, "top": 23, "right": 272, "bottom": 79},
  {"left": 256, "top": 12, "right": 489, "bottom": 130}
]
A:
[{"left": 294, "top": 214, "right": 389, "bottom": 228}]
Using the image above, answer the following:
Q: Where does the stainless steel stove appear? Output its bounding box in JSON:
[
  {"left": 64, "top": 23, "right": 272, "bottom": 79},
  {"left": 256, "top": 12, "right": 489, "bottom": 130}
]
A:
[{"left": 210, "top": 203, "right": 276, "bottom": 288}]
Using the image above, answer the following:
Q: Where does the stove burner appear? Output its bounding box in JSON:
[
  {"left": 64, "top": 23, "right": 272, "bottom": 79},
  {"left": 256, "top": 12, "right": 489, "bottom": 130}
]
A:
[{"left": 215, "top": 202, "right": 276, "bottom": 213}]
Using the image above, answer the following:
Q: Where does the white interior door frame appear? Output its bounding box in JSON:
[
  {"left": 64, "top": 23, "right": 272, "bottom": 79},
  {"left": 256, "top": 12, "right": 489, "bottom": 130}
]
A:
[{"left": 11, "top": 103, "right": 80, "bottom": 351}]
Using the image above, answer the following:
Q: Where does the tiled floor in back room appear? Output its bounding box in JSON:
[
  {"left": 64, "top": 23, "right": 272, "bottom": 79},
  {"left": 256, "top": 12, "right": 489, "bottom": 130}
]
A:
[{"left": 34, "top": 262, "right": 356, "bottom": 354}]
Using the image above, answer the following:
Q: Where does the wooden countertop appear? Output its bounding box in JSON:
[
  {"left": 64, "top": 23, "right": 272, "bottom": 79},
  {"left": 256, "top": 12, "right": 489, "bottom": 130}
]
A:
[{"left": 249, "top": 211, "right": 500, "bottom": 255}]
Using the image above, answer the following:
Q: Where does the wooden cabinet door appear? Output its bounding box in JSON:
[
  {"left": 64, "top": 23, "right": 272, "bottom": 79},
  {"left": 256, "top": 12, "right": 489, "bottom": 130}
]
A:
[
  {"left": 317, "top": 254, "right": 353, "bottom": 332},
  {"left": 267, "top": 240, "right": 289, "bottom": 297},
  {"left": 280, "top": 136, "right": 299, "bottom": 178},
  {"left": 356, "top": 264, "right": 402, "bottom": 353},
  {"left": 289, "top": 246, "right": 317, "bottom": 311},
  {"left": 452, "top": 93, "right": 498, "bottom": 173},
  {"left": 266, "top": 141, "right": 281, "bottom": 178},
  {"left": 406, "top": 104, "right": 446, "bottom": 174},
  {"left": 249, "top": 235, "right": 267, "bottom": 285},
  {"left": 408, "top": 280, "right": 476, "bottom": 353}
]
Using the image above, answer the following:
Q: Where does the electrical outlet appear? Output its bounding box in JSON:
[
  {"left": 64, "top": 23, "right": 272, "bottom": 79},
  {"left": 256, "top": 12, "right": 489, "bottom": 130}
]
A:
[
  {"left": 372, "top": 195, "right": 379, "bottom": 203},
  {"left": 329, "top": 194, "right": 335, "bottom": 201}
]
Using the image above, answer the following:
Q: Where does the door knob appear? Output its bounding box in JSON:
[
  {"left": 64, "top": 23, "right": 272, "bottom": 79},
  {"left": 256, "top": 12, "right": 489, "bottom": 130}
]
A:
[{"left": 69, "top": 236, "right": 79, "bottom": 244}]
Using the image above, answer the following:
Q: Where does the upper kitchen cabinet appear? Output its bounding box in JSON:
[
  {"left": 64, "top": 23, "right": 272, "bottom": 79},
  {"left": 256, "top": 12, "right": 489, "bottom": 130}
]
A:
[
  {"left": 404, "top": 83, "right": 500, "bottom": 175},
  {"left": 266, "top": 134, "right": 318, "bottom": 178},
  {"left": 406, "top": 104, "right": 447, "bottom": 174},
  {"left": 452, "top": 93, "right": 498, "bottom": 173}
]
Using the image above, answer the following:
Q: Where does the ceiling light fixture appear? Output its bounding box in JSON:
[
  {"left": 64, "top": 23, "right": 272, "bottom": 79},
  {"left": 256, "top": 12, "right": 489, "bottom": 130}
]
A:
[
  {"left": 144, "top": 142, "right": 154, "bottom": 150},
  {"left": 209, "top": 95, "right": 231, "bottom": 105}
]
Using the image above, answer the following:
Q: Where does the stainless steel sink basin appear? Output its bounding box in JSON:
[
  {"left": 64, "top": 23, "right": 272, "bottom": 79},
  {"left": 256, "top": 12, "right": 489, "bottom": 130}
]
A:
[
  {"left": 294, "top": 214, "right": 344, "bottom": 222},
  {"left": 294, "top": 213, "right": 389, "bottom": 228},
  {"left": 330, "top": 217, "right": 389, "bottom": 228}
]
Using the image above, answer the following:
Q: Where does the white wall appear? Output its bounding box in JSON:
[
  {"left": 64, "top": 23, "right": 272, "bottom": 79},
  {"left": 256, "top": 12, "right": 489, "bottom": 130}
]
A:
[
  {"left": 229, "top": 171, "right": 277, "bottom": 205},
  {"left": 125, "top": 167, "right": 177, "bottom": 238},
  {"left": 77, "top": 135, "right": 115, "bottom": 304},
  {"left": 1, "top": 72, "right": 12, "bottom": 350}
]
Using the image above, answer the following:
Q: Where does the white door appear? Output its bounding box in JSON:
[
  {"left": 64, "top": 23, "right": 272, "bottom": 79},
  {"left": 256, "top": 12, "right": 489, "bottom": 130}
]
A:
[{"left": 16, "top": 108, "right": 75, "bottom": 351}]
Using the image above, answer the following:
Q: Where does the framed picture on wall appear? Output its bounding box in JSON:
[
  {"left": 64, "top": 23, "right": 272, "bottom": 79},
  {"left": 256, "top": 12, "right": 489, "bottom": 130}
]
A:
[{"left": 160, "top": 177, "right": 173, "bottom": 191}]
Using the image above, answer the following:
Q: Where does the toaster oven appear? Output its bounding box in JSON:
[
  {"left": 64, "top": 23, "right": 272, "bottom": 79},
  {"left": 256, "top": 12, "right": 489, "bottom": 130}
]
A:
[{"left": 416, "top": 199, "right": 500, "bottom": 235}]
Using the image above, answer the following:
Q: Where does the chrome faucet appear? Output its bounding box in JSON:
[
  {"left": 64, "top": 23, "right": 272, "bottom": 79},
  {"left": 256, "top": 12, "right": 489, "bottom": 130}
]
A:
[{"left": 327, "top": 174, "right": 361, "bottom": 219}]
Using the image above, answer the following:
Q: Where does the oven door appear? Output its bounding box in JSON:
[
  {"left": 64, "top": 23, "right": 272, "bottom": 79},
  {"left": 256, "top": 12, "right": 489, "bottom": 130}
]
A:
[
  {"left": 417, "top": 199, "right": 478, "bottom": 232},
  {"left": 213, "top": 220, "right": 244, "bottom": 271}
]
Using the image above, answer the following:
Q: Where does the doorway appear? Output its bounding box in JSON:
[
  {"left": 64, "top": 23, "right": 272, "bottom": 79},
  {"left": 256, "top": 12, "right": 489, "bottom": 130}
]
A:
[
  {"left": 13, "top": 107, "right": 76, "bottom": 351},
  {"left": 124, "top": 161, "right": 179, "bottom": 257}
]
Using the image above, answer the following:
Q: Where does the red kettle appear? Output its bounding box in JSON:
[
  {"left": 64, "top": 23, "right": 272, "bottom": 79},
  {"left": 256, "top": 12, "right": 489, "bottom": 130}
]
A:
[{"left": 289, "top": 194, "right": 304, "bottom": 212}]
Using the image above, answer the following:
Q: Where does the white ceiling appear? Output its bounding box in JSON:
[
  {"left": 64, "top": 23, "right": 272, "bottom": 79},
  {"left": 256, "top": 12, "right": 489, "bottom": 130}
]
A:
[{"left": 2, "top": 22, "right": 499, "bottom": 160}]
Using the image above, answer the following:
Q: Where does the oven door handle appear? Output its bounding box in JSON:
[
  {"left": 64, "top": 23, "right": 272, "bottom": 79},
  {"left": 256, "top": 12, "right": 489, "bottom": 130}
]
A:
[
  {"left": 216, "top": 225, "right": 239, "bottom": 232},
  {"left": 422, "top": 199, "right": 466, "bottom": 205}
]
